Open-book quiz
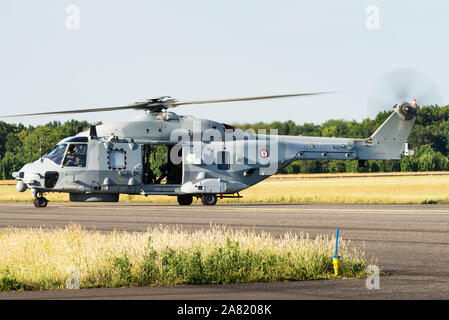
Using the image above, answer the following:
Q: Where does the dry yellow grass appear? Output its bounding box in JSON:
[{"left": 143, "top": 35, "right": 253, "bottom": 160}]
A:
[
  {"left": 234, "top": 172, "right": 449, "bottom": 204},
  {"left": 2, "top": 172, "right": 449, "bottom": 204},
  {"left": 0, "top": 225, "right": 366, "bottom": 291}
]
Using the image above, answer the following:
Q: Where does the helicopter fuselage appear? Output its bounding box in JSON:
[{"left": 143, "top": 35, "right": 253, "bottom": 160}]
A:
[{"left": 13, "top": 103, "right": 417, "bottom": 207}]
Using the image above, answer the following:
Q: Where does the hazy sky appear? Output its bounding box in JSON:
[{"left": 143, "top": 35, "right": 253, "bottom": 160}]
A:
[{"left": 1, "top": 0, "right": 448, "bottom": 126}]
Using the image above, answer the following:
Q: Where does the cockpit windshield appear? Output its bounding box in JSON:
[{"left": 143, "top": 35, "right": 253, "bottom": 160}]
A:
[{"left": 44, "top": 144, "right": 68, "bottom": 165}]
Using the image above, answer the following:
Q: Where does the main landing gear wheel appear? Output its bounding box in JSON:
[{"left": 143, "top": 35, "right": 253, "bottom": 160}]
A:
[
  {"left": 177, "top": 194, "right": 193, "bottom": 206},
  {"left": 201, "top": 194, "right": 217, "bottom": 206},
  {"left": 33, "top": 197, "right": 48, "bottom": 208}
]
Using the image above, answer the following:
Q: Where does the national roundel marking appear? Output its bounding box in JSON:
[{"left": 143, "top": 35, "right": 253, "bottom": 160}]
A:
[{"left": 260, "top": 149, "right": 269, "bottom": 158}]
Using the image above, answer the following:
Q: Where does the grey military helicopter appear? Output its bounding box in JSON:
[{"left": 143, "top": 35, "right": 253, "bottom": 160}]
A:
[{"left": 2, "top": 92, "right": 418, "bottom": 208}]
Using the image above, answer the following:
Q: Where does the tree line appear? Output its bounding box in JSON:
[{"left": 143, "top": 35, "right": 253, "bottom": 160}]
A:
[
  {"left": 0, "top": 105, "right": 448, "bottom": 179},
  {"left": 0, "top": 120, "right": 91, "bottom": 179}
]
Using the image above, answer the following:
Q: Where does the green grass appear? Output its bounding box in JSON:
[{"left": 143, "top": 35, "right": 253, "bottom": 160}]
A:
[{"left": 0, "top": 225, "right": 367, "bottom": 291}]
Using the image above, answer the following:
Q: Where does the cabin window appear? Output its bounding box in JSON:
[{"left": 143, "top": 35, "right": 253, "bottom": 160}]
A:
[
  {"left": 217, "top": 151, "right": 230, "bottom": 170},
  {"left": 109, "top": 150, "right": 127, "bottom": 169},
  {"left": 63, "top": 144, "right": 88, "bottom": 167}
]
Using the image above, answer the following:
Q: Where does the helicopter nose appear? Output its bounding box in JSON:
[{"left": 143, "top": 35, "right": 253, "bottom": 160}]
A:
[{"left": 13, "top": 164, "right": 43, "bottom": 188}]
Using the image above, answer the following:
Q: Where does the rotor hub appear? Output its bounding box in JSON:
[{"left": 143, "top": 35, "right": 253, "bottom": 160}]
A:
[
  {"left": 140, "top": 96, "right": 178, "bottom": 113},
  {"left": 397, "top": 102, "right": 418, "bottom": 120}
]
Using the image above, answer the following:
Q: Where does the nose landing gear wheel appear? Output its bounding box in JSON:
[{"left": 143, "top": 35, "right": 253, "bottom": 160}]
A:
[
  {"left": 177, "top": 194, "right": 193, "bottom": 206},
  {"left": 33, "top": 197, "right": 48, "bottom": 208},
  {"left": 201, "top": 194, "right": 217, "bottom": 206}
]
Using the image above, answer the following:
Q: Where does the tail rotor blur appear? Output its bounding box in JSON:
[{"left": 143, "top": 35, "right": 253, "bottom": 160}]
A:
[{"left": 367, "top": 68, "right": 443, "bottom": 117}]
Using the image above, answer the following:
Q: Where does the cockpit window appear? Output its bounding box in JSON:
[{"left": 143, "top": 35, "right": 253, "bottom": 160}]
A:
[
  {"left": 63, "top": 144, "right": 88, "bottom": 167},
  {"left": 44, "top": 144, "right": 68, "bottom": 165}
]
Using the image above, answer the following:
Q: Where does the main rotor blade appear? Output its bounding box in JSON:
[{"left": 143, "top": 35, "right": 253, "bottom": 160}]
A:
[
  {"left": 0, "top": 103, "right": 148, "bottom": 119},
  {"left": 0, "top": 91, "right": 334, "bottom": 119},
  {"left": 169, "top": 92, "right": 334, "bottom": 107}
]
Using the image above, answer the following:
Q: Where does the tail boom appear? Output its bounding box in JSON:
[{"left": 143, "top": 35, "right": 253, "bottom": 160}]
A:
[{"left": 279, "top": 103, "right": 417, "bottom": 166}]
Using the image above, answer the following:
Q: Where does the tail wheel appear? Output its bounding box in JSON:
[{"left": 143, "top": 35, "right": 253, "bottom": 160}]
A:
[
  {"left": 201, "top": 194, "right": 217, "bottom": 206},
  {"left": 177, "top": 194, "right": 193, "bottom": 206},
  {"left": 34, "top": 197, "right": 48, "bottom": 208}
]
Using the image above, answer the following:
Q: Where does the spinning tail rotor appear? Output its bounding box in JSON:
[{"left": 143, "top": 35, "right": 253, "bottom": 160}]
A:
[{"left": 367, "top": 68, "right": 443, "bottom": 117}]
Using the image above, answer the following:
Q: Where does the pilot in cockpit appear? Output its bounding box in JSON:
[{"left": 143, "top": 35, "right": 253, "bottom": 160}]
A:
[{"left": 64, "top": 145, "right": 87, "bottom": 167}]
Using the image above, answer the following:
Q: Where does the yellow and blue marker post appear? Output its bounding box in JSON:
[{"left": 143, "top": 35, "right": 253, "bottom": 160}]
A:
[{"left": 333, "top": 227, "right": 341, "bottom": 277}]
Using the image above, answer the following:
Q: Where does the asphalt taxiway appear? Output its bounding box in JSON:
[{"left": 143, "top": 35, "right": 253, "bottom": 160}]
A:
[{"left": 0, "top": 202, "right": 448, "bottom": 299}]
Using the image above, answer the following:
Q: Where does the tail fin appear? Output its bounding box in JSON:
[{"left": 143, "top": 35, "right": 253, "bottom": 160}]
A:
[{"left": 357, "top": 103, "right": 417, "bottom": 160}]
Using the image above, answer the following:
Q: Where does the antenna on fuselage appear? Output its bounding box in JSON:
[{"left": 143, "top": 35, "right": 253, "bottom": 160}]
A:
[{"left": 89, "top": 125, "right": 98, "bottom": 138}]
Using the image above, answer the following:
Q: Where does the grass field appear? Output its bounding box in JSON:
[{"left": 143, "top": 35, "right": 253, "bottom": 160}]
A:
[
  {"left": 0, "top": 224, "right": 366, "bottom": 291},
  {"left": 2, "top": 172, "right": 449, "bottom": 204}
]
